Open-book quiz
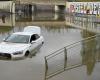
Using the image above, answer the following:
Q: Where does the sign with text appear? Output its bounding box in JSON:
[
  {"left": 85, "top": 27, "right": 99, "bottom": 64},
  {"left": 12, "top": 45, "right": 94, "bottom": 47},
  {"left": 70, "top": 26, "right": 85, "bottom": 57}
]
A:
[{"left": 66, "top": 2, "right": 100, "bottom": 15}]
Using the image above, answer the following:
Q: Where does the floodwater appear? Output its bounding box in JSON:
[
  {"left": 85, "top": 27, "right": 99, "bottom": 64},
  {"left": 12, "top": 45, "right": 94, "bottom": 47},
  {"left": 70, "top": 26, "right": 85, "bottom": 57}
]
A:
[{"left": 0, "top": 11, "right": 100, "bottom": 80}]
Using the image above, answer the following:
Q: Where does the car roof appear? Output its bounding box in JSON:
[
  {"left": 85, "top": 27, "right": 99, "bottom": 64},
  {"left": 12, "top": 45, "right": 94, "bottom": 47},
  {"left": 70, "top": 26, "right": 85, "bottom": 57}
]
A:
[{"left": 13, "top": 32, "right": 34, "bottom": 36}]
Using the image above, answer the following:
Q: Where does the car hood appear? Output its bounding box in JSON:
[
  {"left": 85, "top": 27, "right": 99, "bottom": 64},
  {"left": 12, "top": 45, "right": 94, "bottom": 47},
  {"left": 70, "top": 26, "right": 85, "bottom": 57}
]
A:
[{"left": 0, "top": 42, "right": 30, "bottom": 53}]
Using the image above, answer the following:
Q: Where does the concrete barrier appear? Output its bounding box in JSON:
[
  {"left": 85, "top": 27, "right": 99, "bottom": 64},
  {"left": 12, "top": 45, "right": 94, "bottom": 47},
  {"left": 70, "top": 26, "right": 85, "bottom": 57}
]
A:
[{"left": 0, "top": 1, "right": 15, "bottom": 13}]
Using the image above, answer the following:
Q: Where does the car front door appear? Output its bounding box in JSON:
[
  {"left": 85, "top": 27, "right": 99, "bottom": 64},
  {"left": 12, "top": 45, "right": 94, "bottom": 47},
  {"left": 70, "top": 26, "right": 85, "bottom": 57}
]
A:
[{"left": 29, "top": 34, "right": 40, "bottom": 53}]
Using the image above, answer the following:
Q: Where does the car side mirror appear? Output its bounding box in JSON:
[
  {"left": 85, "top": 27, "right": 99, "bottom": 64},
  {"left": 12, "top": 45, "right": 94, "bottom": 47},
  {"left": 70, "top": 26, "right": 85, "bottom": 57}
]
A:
[{"left": 31, "top": 41, "right": 36, "bottom": 44}]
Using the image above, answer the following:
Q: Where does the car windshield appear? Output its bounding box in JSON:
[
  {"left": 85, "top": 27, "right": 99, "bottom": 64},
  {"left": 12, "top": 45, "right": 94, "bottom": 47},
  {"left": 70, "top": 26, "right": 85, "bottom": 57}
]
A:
[{"left": 4, "top": 34, "right": 30, "bottom": 43}]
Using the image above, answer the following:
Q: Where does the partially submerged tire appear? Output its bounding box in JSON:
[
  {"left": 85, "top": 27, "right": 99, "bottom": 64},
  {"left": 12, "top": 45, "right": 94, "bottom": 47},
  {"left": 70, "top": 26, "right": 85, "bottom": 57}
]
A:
[
  {"left": 42, "top": 42, "right": 44, "bottom": 44},
  {"left": 25, "top": 51, "right": 30, "bottom": 57}
]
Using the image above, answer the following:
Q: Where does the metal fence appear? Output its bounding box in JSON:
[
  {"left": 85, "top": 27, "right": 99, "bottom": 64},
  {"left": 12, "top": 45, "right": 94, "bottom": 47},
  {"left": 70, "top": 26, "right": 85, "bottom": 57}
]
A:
[{"left": 44, "top": 34, "right": 100, "bottom": 80}]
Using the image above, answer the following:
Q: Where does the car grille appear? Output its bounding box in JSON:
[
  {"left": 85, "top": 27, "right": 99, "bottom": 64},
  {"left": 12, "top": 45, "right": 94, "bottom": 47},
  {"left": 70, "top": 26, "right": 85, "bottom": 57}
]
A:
[{"left": 0, "top": 53, "right": 11, "bottom": 59}]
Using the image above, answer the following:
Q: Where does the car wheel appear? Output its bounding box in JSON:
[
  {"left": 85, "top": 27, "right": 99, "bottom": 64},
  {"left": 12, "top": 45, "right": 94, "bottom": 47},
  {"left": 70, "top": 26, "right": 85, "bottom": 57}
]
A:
[
  {"left": 25, "top": 51, "right": 30, "bottom": 57},
  {"left": 42, "top": 42, "right": 44, "bottom": 44}
]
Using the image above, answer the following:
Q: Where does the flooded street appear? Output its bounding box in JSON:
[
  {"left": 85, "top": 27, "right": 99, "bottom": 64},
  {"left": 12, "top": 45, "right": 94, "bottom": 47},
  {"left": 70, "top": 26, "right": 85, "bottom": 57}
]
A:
[{"left": 0, "top": 11, "right": 100, "bottom": 80}]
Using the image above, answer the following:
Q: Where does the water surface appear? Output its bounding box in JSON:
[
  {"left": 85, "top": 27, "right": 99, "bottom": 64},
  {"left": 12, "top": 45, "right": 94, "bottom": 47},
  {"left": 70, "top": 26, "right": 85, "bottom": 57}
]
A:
[{"left": 0, "top": 11, "right": 100, "bottom": 80}]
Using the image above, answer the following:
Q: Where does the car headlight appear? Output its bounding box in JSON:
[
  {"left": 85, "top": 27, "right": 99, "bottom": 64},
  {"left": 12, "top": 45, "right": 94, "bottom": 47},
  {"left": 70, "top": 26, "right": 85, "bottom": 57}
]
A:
[{"left": 13, "top": 51, "right": 23, "bottom": 55}]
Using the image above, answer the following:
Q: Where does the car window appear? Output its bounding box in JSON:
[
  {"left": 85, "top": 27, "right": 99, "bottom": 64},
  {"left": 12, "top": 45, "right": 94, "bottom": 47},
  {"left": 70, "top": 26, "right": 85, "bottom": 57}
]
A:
[
  {"left": 30, "top": 34, "right": 40, "bottom": 42},
  {"left": 4, "top": 34, "right": 30, "bottom": 43},
  {"left": 35, "top": 34, "right": 40, "bottom": 39}
]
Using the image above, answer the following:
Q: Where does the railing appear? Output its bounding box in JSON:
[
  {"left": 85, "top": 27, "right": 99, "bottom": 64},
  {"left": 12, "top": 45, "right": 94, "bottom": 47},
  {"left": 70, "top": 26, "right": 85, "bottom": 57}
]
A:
[
  {"left": 44, "top": 34, "right": 100, "bottom": 80},
  {"left": 65, "top": 14, "right": 100, "bottom": 33}
]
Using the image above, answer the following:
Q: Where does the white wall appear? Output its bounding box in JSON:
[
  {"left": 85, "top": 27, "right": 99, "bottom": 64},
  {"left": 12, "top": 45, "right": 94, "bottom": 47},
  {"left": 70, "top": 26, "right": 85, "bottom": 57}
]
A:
[{"left": 0, "top": 1, "right": 15, "bottom": 13}]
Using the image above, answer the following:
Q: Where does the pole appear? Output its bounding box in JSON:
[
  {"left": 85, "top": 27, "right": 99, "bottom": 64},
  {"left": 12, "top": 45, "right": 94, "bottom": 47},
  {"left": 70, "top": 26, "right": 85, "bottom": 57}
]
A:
[
  {"left": 44, "top": 57, "right": 48, "bottom": 80},
  {"left": 64, "top": 47, "right": 67, "bottom": 70}
]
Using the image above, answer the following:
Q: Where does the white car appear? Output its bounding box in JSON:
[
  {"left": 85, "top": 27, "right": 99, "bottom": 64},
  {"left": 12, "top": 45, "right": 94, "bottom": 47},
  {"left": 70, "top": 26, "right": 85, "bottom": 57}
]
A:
[{"left": 0, "top": 26, "right": 44, "bottom": 59}]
